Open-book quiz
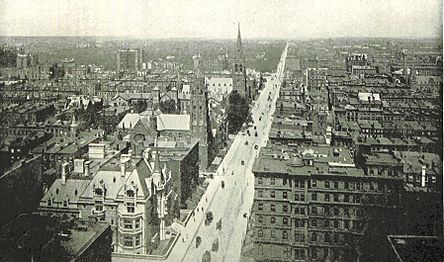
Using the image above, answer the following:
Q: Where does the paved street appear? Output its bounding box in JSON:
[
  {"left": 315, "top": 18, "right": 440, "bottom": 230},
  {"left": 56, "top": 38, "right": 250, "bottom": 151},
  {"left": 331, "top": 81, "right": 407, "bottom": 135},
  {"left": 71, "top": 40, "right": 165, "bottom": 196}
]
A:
[{"left": 164, "top": 43, "right": 289, "bottom": 262}]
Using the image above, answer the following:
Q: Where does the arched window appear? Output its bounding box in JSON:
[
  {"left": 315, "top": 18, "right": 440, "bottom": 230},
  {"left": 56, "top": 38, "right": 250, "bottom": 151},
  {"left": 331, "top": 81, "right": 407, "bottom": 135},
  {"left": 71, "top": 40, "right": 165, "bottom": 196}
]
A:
[
  {"left": 95, "top": 188, "right": 103, "bottom": 196},
  {"left": 127, "top": 189, "right": 134, "bottom": 197}
]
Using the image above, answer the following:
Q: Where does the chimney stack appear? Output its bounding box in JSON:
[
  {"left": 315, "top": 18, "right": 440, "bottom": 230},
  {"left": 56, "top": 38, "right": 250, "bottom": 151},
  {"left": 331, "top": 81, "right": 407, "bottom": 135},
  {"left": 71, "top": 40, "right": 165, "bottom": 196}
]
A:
[
  {"left": 61, "top": 162, "right": 69, "bottom": 185},
  {"left": 84, "top": 160, "right": 91, "bottom": 177},
  {"left": 120, "top": 160, "right": 128, "bottom": 177}
]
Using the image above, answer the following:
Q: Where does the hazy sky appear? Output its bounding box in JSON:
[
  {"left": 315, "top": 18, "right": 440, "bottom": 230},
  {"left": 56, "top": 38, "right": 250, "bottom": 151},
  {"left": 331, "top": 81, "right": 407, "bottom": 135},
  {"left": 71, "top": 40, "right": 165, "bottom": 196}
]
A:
[{"left": 0, "top": 0, "right": 442, "bottom": 39}]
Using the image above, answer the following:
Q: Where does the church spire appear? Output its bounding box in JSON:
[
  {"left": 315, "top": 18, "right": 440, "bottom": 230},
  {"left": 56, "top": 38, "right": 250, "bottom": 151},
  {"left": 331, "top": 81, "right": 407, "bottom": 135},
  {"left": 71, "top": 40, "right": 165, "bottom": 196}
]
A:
[{"left": 237, "top": 22, "right": 242, "bottom": 51}]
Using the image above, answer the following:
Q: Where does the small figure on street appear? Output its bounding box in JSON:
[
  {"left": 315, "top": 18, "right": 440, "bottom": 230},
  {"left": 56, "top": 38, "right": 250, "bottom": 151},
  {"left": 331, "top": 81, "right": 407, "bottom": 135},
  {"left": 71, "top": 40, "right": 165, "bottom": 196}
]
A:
[{"left": 206, "top": 197, "right": 208, "bottom": 202}]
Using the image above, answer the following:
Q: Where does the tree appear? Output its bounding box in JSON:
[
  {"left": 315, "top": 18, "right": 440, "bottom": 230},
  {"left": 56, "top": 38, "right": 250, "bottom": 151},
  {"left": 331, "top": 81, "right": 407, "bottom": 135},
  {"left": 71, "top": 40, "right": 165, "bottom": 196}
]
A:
[
  {"left": 227, "top": 91, "right": 252, "bottom": 134},
  {"left": 159, "top": 99, "right": 177, "bottom": 114},
  {"left": 134, "top": 100, "right": 147, "bottom": 113}
]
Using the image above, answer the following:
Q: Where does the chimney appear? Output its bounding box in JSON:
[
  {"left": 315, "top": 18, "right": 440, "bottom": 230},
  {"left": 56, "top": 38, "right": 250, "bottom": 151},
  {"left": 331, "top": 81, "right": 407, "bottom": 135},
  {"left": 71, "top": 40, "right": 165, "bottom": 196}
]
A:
[
  {"left": 61, "top": 162, "right": 69, "bottom": 185},
  {"left": 120, "top": 160, "right": 128, "bottom": 177},
  {"left": 421, "top": 165, "right": 426, "bottom": 187},
  {"left": 84, "top": 160, "right": 91, "bottom": 177}
]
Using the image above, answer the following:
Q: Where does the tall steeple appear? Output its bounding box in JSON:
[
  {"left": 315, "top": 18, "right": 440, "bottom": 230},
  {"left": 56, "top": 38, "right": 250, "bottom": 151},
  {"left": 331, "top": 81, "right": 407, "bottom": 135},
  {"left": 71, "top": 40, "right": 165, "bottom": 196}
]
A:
[
  {"left": 237, "top": 22, "right": 242, "bottom": 52},
  {"left": 232, "top": 22, "right": 247, "bottom": 98}
]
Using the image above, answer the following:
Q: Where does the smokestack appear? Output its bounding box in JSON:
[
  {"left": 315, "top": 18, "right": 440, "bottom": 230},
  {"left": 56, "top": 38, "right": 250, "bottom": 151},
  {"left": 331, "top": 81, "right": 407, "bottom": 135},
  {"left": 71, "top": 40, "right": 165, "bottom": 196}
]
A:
[
  {"left": 421, "top": 165, "right": 426, "bottom": 187},
  {"left": 120, "top": 160, "right": 127, "bottom": 177},
  {"left": 84, "top": 160, "right": 91, "bottom": 177},
  {"left": 61, "top": 162, "right": 69, "bottom": 185}
]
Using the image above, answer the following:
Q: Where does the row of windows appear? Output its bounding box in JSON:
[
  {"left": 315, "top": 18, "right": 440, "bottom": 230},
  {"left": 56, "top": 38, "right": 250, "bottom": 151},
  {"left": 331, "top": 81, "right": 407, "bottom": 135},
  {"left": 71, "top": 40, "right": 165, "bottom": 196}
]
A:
[
  {"left": 257, "top": 191, "right": 391, "bottom": 206},
  {"left": 257, "top": 229, "right": 288, "bottom": 240},
  {"left": 120, "top": 217, "right": 141, "bottom": 230},
  {"left": 257, "top": 177, "right": 304, "bottom": 188},
  {"left": 121, "top": 234, "right": 142, "bottom": 248},
  {"left": 256, "top": 177, "right": 396, "bottom": 193},
  {"left": 311, "top": 219, "right": 363, "bottom": 231},
  {"left": 257, "top": 190, "right": 288, "bottom": 199}
]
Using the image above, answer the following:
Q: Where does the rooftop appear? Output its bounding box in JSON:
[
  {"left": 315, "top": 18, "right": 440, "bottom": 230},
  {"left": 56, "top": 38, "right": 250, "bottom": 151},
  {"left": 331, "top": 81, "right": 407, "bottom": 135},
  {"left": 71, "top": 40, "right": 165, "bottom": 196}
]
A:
[
  {"left": 387, "top": 235, "right": 443, "bottom": 262},
  {"left": 0, "top": 214, "right": 110, "bottom": 261}
]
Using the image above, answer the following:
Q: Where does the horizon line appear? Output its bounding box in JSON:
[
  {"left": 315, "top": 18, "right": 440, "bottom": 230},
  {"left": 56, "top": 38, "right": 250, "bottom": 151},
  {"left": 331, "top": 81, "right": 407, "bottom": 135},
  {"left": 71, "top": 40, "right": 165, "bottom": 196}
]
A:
[{"left": 0, "top": 35, "right": 442, "bottom": 41}]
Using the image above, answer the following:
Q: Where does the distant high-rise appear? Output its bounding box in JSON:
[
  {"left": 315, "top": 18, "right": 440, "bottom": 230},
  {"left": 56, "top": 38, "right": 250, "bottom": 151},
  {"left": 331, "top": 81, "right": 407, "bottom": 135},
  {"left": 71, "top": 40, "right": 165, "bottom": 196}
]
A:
[
  {"left": 232, "top": 23, "right": 247, "bottom": 97},
  {"left": 117, "top": 48, "right": 143, "bottom": 71}
]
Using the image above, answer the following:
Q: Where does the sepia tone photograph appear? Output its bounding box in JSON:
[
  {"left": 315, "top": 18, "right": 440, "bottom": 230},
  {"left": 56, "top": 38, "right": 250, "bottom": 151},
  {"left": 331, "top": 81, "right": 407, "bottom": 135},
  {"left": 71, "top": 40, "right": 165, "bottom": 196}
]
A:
[{"left": 0, "top": 0, "right": 442, "bottom": 261}]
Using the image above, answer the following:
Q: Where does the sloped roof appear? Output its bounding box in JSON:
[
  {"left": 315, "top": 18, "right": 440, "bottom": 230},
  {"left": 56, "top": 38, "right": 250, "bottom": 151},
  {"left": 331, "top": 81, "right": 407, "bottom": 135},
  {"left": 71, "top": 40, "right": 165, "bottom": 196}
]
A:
[
  {"left": 156, "top": 114, "right": 190, "bottom": 131},
  {"left": 358, "top": 92, "right": 381, "bottom": 102},
  {"left": 117, "top": 113, "right": 141, "bottom": 130},
  {"left": 41, "top": 179, "right": 90, "bottom": 204}
]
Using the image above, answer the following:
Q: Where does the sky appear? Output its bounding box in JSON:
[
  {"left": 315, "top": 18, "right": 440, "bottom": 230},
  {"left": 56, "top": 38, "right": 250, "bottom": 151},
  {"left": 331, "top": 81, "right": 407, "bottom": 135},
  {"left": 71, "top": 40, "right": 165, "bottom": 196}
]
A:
[{"left": 0, "top": 0, "right": 442, "bottom": 39}]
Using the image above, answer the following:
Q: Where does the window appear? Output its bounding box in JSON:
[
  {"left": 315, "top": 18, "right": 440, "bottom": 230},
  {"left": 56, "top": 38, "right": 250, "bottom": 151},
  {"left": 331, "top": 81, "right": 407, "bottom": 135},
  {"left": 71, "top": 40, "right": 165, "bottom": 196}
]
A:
[
  {"left": 271, "top": 229, "right": 276, "bottom": 238},
  {"left": 334, "top": 194, "right": 339, "bottom": 202},
  {"left": 258, "top": 216, "right": 263, "bottom": 223},
  {"left": 295, "top": 248, "right": 305, "bottom": 259},
  {"left": 344, "top": 208, "right": 349, "bottom": 217},
  {"left": 95, "top": 188, "right": 103, "bottom": 196},
  {"left": 283, "top": 205, "right": 288, "bottom": 213},
  {"left": 127, "top": 189, "right": 135, "bottom": 198},
  {"left": 135, "top": 218, "right": 140, "bottom": 228},
  {"left": 258, "top": 229, "right": 263, "bottom": 238},
  {"left": 283, "top": 217, "right": 288, "bottom": 225},
  {"left": 295, "top": 219, "right": 305, "bottom": 228},
  {"left": 299, "top": 181, "right": 305, "bottom": 188},
  {"left": 135, "top": 235, "right": 141, "bottom": 246},
  {"left": 127, "top": 202, "right": 135, "bottom": 213},
  {"left": 325, "top": 232, "right": 331, "bottom": 243},
  {"left": 334, "top": 181, "right": 339, "bottom": 189},
  {"left": 295, "top": 232, "right": 305, "bottom": 242},
  {"left": 271, "top": 191, "right": 275, "bottom": 198},
  {"left": 124, "top": 219, "right": 133, "bottom": 229},
  {"left": 283, "top": 178, "right": 288, "bottom": 186},
  {"left": 283, "top": 230, "right": 288, "bottom": 239},
  {"left": 312, "top": 180, "right": 317, "bottom": 188},
  {"left": 311, "top": 232, "right": 317, "bottom": 242},
  {"left": 295, "top": 193, "right": 305, "bottom": 202},
  {"left": 344, "top": 220, "right": 350, "bottom": 229},
  {"left": 431, "top": 176, "right": 436, "bottom": 183},
  {"left": 124, "top": 236, "right": 133, "bottom": 247},
  {"left": 325, "top": 181, "right": 330, "bottom": 188},
  {"left": 283, "top": 191, "right": 288, "bottom": 199},
  {"left": 271, "top": 204, "right": 276, "bottom": 212},
  {"left": 258, "top": 190, "right": 263, "bottom": 198},
  {"left": 334, "top": 220, "right": 339, "bottom": 228},
  {"left": 345, "top": 182, "right": 349, "bottom": 190},
  {"left": 312, "top": 219, "right": 318, "bottom": 227},
  {"left": 47, "top": 199, "right": 52, "bottom": 207},
  {"left": 258, "top": 177, "right": 263, "bottom": 184},
  {"left": 325, "top": 194, "right": 330, "bottom": 202},
  {"left": 311, "top": 206, "right": 317, "bottom": 215},
  {"left": 258, "top": 203, "right": 263, "bottom": 211},
  {"left": 344, "top": 194, "right": 349, "bottom": 202},
  {"left": 324, "top": 219, "right": 329, "bottom": 228},
  {"left": 270, "top": 178, "right": 275, "bottom": 185},
  {"left": 312, "top": 193, "right": 317, "bottom": 201},
  {"left": 95, "top": 201, "right": 103, "bottom": 211},
  {"left": 334, "top": 208, "right": 339, "bottom": 216},
  {"left": 63, "top": 200, "right": 68, "bottom": 207}
]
